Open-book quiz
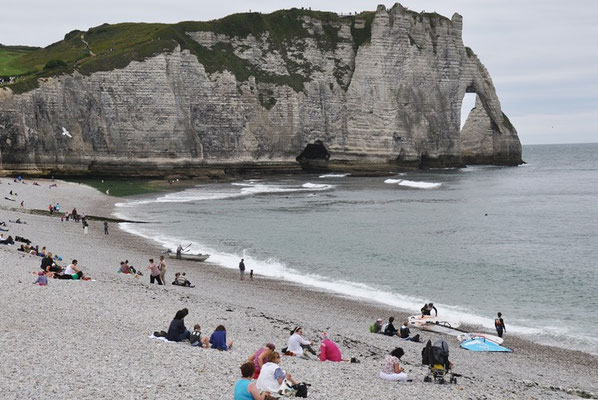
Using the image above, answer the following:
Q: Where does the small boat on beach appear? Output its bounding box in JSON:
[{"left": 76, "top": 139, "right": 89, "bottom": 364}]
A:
[{"left": 166, "top": 252, "right": 210, "bottom": 262}]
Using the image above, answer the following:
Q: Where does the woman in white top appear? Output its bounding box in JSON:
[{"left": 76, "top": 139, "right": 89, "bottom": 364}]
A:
[
  {"left": 286, "top": 327, "right": 316, "bottom": 359},
  {"left": 379, "top": 347, "right": 408, "bottom": 382},
  {"left": 255, "top": 352, "right": 297, "bottom": 394}
]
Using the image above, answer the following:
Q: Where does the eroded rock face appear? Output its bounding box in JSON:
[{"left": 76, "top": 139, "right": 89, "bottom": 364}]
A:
[{"left": 0, "top": 4, "right": 522, "bottom": 177}]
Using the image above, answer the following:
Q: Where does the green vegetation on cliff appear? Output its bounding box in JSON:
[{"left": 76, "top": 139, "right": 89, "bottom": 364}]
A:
[{"left": 0, "top": 8, "right": 375, "bottom": 95}]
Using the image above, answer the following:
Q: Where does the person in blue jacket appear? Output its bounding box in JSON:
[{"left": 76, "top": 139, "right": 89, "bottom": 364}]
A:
[
  {"left": 166, "top": 308, "right": 191, "bottom": 342},
  {"left": 210, "top": 325, "right": 234, "bottom": 350}
]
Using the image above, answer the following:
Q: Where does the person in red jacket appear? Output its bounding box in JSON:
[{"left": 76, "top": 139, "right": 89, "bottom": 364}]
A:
[{"left": 319, "top": 332, "right": 348, "bottom": 362}]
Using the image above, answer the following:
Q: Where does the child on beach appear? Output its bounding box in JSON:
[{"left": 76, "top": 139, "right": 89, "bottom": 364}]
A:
[
  {"left": 33, "top": 271, "right": 48, "bottom": 286},
  {"left": 190, "top": 324, "right": 209, "bottom": 347},
  {"left": 249, "top": 269, "right": 254, "bottom": 281}
]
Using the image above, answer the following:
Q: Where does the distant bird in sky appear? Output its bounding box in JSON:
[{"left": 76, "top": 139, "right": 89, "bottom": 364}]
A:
[{"left": 61, "top": 127, "right": 72, "bottom": 138}]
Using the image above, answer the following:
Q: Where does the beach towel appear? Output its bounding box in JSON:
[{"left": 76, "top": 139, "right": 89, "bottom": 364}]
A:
[{"left": 148, "top": 334, "right": 176, "bottom": 343}]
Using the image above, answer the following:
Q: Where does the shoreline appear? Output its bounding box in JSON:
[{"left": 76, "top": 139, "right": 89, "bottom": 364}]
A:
[{"left": 1, "top": 178, "right": 597, "bottom": 399}]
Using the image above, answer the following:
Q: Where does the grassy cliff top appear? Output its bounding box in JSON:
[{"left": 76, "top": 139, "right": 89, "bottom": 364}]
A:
[{"left": 0, "top": 8, "right": 376, "bottom": 94}]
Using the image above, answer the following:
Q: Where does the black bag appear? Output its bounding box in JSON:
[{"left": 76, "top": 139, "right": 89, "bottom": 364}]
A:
[{"left": 293, "top": 382, "right": 309, "bottom": 398}]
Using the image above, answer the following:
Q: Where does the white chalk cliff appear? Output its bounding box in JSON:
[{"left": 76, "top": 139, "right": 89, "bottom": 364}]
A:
[{"left": 0, "top": 4, "right": 522, "bottom": 177}]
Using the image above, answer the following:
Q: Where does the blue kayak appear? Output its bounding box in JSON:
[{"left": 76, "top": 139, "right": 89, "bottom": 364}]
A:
[{"left": 460, "top": 337, "right": 512, "bottom": 352}]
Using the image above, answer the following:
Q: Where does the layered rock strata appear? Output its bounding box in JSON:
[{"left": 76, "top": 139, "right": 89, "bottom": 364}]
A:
[{"left": 0, "top": 4, "right": 522, "bottom": 177}]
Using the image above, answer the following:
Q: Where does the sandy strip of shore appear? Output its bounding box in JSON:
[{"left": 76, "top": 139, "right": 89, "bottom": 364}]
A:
[{"left": 0, "top": 178, "right": 597, "bottom": 399}]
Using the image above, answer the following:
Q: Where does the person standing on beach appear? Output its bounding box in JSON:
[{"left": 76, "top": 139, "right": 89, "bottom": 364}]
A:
[
  {"left": 239, "top": 259, "right": 246, "bottom": 281},
  {"left": 147, "top": 258, "right": 163, "bottom": 285},
  {"left": 159, "top": 255, "right": 166, "bottom": 284},
  {"left": 104, "top": 221, "right": 109, "bottom": 235},
  {"left": 495, "top": 312, "right": 506, "bottom": 338},
  {"left": 176, "top": 244, "right": 183, "bottom": 259}
]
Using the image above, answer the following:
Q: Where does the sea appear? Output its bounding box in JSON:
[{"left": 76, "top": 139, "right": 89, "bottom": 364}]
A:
[{"left": 113, "top": 143, "right": 598, "bottom": 355}]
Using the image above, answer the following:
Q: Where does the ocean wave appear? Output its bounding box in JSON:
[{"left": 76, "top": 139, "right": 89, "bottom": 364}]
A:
[
  {"left": 116, "top": 181, "right": 334, "bottom": 207},
  {"left": 319, "top": 173, "right": 350, "bottom": 178},
  {"left": 116, "top": 220, "right": 598, "bottom": 355},
  {"left": 384, "top": 179, "right": 442, "bottom": 189}
]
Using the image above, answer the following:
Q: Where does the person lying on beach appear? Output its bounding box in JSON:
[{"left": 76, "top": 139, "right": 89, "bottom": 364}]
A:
[
  {"left": 0, "top": 227, "right": 8, "bottom": 232},
  {"left": 284, "top": 327, "right": 316, "bottom": 359},
  {"left": 399, "top": 321, "right": 420, "bottom": 342},
  {"left": 189, "top": 324, "right": 210, "bottom": 348},
  {"left": 33, "top": 271, "right": 48, "bottom": 286},
  {"left": 0, "top": 235, "right": 14, "bottom": 245},
  {"left": 166, "top": 308, "right": 191, "bottom": 342},
  {"left": 234, "top": 362, "right": 267, "bottom": 400},
  {"left": 5, "top": 197, "right": 16, "bottom": 201},
  {"left": 379, "top": 347, "right": 408, "bottom": 382},
  {"left": 209, "top": 325, "right": 233, "bottom": 350},
  {"left": 255, "top": 351, "right": 298, "bottom": 395},
  {"left": 10, "top": 218, "right": 25, "bottom": 224},
  {"left": 14, "top": 235, "right": 31, "bottom": 245},
  {"left": 248, "top": 343, "right": 276, "bottom": 379}
]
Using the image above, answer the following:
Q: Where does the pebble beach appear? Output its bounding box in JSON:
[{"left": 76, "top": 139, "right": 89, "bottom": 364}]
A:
[{"left": 1, "top": 179, "right": 597, "bottom": 399}]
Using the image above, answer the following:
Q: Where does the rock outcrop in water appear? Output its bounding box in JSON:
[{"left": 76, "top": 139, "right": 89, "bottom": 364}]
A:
[{"left": 0, "top": 4, "right": 522, "bottom": 177}]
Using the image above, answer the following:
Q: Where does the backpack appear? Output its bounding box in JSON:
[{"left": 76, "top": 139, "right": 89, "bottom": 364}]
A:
[
  {"left": 369, "top": 324, "right": 375, "bottom": 333},
  {"left": 293, "top": 382, "right": 309, "bottom": 398}
]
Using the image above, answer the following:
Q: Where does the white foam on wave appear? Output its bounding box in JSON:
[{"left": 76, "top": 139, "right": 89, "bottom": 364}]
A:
[
  {"left": 399, "top": 180, "right": 442, "bottom": 189},
  {"left": 117, "top": 219, "right": 598, "bottom": 354},
  {"left": 384, "top": 179, "right": 402, "bottom": 184},
  {"left": 384, "top": 179, "right": 442, "bottom": 189},
  {"left": 319, "top": 173, "right": 350, "bottom": 178},
  {"left": 115, "top": 181, "right": 334, "bottom": 208}
]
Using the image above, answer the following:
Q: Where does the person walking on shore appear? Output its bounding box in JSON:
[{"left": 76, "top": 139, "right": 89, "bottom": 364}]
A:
[
  {"left": 104, "top": 221, "right": 109, "bottom": 235},
  {"left": 239, "top": 259, "right": 246, "bottom": 281},
  {"left": 147, "top": 258, "right": 163, "bottom": 285},
  {"left": 495, "top": 312, "right": 506, "bottom": 338},
  {"left": 159, "top": 255, "right": 167, "bottom": 284}
]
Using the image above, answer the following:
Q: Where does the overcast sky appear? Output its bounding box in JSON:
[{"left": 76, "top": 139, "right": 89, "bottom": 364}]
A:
[{"left": 2, "top": 1, "right": 597, "bottom": 145}]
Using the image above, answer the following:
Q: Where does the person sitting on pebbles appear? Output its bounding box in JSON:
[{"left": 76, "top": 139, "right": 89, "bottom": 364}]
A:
[
  {"left": 379, "top": 347, "right": 408, "bottom": 382},
  {"left": 209, "top": 325, "right": 233, "bottom": 351},
  {"left": 255, "top": 351, "right": 298, "bottom": 395},
  {"left": 189, "top": 324, "right": 210, "bottom": 348},
  {"left": 33, "top": 271, "right": 48, "bottom": 286},
  {"left": 55, "top": 259, "right": 88, "bottom": 280},
  {"left": 247, "top": 343, "right": 276, "bottom": 379},
  {"left": 234, "top": 362, "right": 267, "bottom": 400},
  {"left": 285, "top": 326, "right": 316, "bottom": 359},
  {"left": 166, "top": 308, "right": 191, "bottom": 342},
  {"left": 172, "top": 272, "right": 194, "bottom": 287}
]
